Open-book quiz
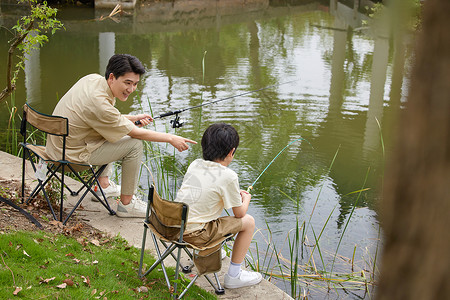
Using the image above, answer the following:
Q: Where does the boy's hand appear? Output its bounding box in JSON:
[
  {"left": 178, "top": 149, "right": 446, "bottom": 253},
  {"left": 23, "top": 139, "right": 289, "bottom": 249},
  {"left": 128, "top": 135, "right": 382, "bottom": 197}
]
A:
[
  {"left": 233, "top": 190, "right": 252, "bottom": 218},
  {"left": 240, "top": 190, "right": 251, "bottom": 203}
]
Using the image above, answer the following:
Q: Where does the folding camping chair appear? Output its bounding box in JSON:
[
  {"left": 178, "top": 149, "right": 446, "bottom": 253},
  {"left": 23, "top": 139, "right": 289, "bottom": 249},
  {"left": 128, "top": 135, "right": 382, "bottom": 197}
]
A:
[
  {"left": 138, "top": 185, "right": 233, "bottom": 299},
  {"left": 20, "top": 103, "right": 116, "bottom": 225}
]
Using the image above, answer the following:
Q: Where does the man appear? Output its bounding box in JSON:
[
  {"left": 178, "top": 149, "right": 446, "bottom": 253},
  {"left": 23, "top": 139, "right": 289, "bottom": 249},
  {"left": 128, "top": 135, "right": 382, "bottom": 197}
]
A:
[{"left": 46, "top": 54, "right": 196, "bottom": 218}]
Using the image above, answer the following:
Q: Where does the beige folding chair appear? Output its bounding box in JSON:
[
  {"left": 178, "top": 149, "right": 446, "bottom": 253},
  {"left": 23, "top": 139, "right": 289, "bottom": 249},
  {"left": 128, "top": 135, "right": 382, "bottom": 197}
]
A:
[
  {"left": 20, "top": 103, "right": 116, "bottom": 225},
  {"left": 138, "top": 185, "right": 234, "bottom": 299}
]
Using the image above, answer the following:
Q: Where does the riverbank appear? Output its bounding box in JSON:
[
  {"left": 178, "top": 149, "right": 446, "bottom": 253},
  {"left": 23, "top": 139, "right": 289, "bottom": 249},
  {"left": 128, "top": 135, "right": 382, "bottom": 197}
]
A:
[{"left": 0, "top": 150, "right": 292, "bottom": 299}]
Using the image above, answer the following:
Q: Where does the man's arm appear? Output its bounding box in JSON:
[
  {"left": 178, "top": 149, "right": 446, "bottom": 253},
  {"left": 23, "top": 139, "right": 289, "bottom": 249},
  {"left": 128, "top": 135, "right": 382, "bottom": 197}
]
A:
[
  {"left": 232, "top": 190, "right": 251, "bottom": 218},
  {"left": 128, "top": 127, "right": 196, "bottom": 152}
]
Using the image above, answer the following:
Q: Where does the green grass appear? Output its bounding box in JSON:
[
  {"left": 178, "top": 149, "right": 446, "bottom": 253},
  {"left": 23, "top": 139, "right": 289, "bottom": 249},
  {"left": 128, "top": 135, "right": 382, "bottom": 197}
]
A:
[{"left": 0, "top": 230, "right": 216, "bottom": 299}]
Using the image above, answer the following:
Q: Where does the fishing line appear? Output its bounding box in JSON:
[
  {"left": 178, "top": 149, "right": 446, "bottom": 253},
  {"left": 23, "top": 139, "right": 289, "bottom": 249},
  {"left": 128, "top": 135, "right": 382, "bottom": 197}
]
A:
[
  {"left": 135, "top": 79, "right": 297, "bottom": 127},
  {"left": 247, "top": 137, "right": 313, "bottom": 193}
]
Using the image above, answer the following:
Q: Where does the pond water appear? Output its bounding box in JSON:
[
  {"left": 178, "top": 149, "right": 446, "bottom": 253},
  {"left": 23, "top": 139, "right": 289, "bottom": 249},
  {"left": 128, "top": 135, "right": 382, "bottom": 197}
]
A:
[{"left": 0, "top": 0, "right": 411, "bottom": 298}]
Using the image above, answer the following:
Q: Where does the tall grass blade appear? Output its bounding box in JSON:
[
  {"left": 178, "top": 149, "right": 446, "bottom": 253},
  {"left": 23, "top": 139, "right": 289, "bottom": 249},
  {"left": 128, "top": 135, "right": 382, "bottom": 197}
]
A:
[{"left": 330, "top": 167, "right": 370, "bottom": 275}]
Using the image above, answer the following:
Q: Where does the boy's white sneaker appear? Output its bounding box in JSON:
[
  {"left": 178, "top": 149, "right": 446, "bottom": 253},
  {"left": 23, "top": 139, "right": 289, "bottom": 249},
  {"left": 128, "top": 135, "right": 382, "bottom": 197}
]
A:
[
  {"left": 91, "top": 181, "right": 120, "bottom": 201},
  {"left": 116, "top": 195, "right": 147, "bottom": 218},
  {"left": 224, "top": 270, "right": 262, "bottom": 289}
]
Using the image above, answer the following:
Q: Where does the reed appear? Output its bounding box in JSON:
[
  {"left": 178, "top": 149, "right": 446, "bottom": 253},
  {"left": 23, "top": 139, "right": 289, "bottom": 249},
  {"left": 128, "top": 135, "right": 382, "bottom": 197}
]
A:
[
  {"left": 198, "top": 50, "right": 207, "bottom": 129},
  {"left": 243, "top": 146, "right": 378, "bottom": 299},
  {"left": 136, "top": 134, "right": 379, "bottom": 298},
  {"left": 5, "top": 94, "right": 19, "bottom": 156},
  {"left": 288, "top": 217, "right": 301, "bottom": 296},
  {"left": 137, "top": 95, "right": 188, "bottom": 200}
]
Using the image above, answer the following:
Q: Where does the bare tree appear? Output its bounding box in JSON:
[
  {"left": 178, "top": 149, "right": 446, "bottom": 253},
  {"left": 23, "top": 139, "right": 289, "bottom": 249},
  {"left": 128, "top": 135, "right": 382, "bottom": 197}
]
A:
[{"left": 376, "top": 0, "right": 450, "bottom": 299}]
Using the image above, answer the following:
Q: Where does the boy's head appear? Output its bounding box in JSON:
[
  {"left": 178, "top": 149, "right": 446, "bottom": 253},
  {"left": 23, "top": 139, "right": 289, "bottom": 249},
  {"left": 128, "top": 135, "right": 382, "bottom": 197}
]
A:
[{"left": 202, "top": 123, "right": 239, "bottom": 162}]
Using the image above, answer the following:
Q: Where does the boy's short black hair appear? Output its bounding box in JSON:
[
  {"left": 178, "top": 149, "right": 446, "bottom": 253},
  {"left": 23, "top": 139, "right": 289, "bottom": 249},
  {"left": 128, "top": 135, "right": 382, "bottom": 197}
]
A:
[
  {"left": 202, "top": 123, "right": 239, "bottom": 161},
  {"left": 105, "top": 54, "right": 146, "bottom": 80}
]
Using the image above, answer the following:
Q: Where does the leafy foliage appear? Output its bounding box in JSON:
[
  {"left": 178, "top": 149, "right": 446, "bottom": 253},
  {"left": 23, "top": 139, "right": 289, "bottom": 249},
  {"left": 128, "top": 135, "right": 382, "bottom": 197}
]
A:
[
  {"left": 0, "top": 0, "right": 64, "bottom": 103},
  {"left": 363, "top": 0, "right": 422, "bottom": 31}
]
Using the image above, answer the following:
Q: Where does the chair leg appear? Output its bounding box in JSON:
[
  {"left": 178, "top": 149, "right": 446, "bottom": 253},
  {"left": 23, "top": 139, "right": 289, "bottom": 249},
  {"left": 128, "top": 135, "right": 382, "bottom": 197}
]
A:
[
  {"left": 178, "top": 274, "right": 199, "bottom": 299},
  {"left": 204, "top": 273, "right": 225, "bottom": 295},
  {"left": 73, "top": 165, "right": 105, "bottom": 196},
  {"left": 28, "top": 160, "right": 65, "bottom": 222},
  {"left": 177, "top": 265, "right": 225, "bottom": 298},
  {"left": 62, "top": 185, "right": 91, "bottom": 225},
  {"left": 139, "top": 228, "right": 174, "bottom": 290},
  {"left": 149, "top": 234, "right": 172, "bottom": 289},
  {"left": 138, "top": 225, "right": 148, "bottom": 278},
  {"left": 159, "top": 240, "right": 194, "bottom": 273},
  {"left": 139, "top": 233, "right": 199, "bottom": 299},
  {"left": 141, "top": 235, "right": 177, "bottom": 288},
  {"left": 92, "top": 178, "right": 116, "bottom": 214},
  {"left": 59, "top": 165, "right": 65, "bottom": 222},
  {"left": 48, "top": 170, "right": 77, "bottom": 196},
  {"left": 72, "top": 165, "right": 115, "bottom": 214},
  {"left": 21, "top": 148, "right": 27, "bottom": 203},
  {"left": 24, "top": 162, "right": 61, "bottom": 220},
  {"left": 62, "top": 165, "right": 115, "bottom": 225},
  {"left": 173, "top": 246, "right": 183, "bottom": 299},
  {"left": 37, "top": 179, "right": 58, "bottom": 220}
]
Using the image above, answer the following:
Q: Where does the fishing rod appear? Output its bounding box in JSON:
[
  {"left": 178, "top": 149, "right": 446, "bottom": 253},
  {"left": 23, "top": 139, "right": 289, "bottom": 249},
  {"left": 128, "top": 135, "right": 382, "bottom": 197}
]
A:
[
  {"left": 246, "top": 137, "right": 313, "bottom": 193},
  {"left": 135, "top": 80, "right": 297, "bottom": 128}
]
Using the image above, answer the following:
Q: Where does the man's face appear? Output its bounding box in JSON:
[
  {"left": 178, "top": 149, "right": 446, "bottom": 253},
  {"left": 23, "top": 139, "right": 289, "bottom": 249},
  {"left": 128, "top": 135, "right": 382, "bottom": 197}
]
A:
[{"left": 107, "top": 72, "right": 140, "bottom": 102}]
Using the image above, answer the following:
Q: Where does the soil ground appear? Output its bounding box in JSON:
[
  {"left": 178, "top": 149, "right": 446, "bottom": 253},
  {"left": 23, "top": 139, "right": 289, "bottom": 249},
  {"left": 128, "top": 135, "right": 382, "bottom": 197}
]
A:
[{"left": 0, "top": 177, "right": 106, "bottom": 241}]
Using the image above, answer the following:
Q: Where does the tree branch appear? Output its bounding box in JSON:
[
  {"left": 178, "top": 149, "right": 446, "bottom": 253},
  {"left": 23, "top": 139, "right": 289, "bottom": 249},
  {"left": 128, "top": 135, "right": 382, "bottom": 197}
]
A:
[
  {"left": 1, "top": 251, "right": 16, "bottom": 287},
  {"left": 0, "top": 21, "right": 34, "bottom": 104}
]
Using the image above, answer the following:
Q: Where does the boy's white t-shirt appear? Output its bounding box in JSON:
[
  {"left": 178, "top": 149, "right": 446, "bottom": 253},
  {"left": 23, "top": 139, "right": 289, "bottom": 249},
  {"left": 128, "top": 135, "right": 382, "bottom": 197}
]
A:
[{"left": 175, "top": 159, "right": 242, "bottom": 232}]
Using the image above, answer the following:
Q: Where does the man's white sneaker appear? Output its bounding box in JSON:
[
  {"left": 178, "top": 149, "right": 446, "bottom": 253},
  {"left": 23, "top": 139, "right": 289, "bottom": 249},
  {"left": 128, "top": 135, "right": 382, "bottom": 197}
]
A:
[
  {"left": 224, "top": 270, "right": 262, "bottom": 289},
  {"left": 91, "top": 181, "right": 120, "bottom": 202},
  {"left": 221, "top": 249, "right": 227, "bottom": 260},
  {"left": 116, "top": 195, "right": 147, "bottom": 218}
]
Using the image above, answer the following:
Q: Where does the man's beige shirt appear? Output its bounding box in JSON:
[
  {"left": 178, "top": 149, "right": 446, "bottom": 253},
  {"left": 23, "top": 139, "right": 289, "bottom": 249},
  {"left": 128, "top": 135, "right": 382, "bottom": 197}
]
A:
[{"left": 46, "top": 74, "right": 135, "bottom": 163}]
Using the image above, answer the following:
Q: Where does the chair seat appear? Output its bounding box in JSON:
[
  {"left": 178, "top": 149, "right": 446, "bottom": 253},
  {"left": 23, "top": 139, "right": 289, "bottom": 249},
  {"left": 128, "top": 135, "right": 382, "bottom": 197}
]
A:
[
  {"left": 22, "top": 143, "right": 92, "bottom": 173},
  {"left": 23, "top": 144, "right": 49, "bottom": 160}
]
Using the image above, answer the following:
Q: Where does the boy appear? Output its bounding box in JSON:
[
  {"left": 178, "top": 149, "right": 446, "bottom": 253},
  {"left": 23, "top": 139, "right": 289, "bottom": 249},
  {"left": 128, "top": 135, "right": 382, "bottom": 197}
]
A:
[{"left": 175, "top": 123, "right": 262, "bottom": 288}]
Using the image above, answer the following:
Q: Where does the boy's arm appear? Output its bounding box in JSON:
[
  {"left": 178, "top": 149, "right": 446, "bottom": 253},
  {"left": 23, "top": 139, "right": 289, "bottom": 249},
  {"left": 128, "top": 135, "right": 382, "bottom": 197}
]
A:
[{"left": 232, "top": 190, "right": 251, "bottom": 218}]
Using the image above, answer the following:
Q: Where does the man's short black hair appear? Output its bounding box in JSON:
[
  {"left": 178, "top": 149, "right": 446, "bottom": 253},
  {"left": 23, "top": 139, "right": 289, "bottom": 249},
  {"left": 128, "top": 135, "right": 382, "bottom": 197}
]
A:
[
  {"left": 201, "top": 123, "right": 239, "bottom": 161},
  {"left": 105, "top": 54, "right": 145, "bottom": 80}
]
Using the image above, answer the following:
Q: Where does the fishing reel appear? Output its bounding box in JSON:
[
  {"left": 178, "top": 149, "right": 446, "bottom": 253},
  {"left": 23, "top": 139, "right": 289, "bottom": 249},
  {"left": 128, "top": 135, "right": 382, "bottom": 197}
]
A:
[{"left": 170, "top": 114, "right": 184, "bottom": 128}]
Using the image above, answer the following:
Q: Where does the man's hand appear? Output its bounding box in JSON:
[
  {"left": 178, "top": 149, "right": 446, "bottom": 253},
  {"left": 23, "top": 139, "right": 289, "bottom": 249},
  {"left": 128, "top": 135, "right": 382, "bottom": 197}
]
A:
[
  {"left": 169, "top": 135, "right": 197, "bottom": 152},
  {"left": 125, "top": 114, "right": 153, "bottom": 127},
  {"left": 135, "top": 114, "right": 153, "bottom": 127},
  {"left": 128, "top": 127, "right": 196, "bottom": 152}
]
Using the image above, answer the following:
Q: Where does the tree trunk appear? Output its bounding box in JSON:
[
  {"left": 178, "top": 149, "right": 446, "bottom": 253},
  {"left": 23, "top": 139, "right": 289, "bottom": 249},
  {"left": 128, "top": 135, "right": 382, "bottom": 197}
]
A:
[{"left": 376, "top": 0, "right": 450, "bottom": 299}]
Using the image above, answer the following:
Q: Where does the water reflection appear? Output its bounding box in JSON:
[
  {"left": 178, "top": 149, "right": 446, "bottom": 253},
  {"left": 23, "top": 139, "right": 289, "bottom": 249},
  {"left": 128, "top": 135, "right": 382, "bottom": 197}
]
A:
[
  {"left": 0, "top": 0, "right": 411, "bottom": 297},
  {"left": 24, "top": 32, "right": 42, "bottom": 105},
  {"left": 98, "top": 32, "right": 115, "bottom": 75}
]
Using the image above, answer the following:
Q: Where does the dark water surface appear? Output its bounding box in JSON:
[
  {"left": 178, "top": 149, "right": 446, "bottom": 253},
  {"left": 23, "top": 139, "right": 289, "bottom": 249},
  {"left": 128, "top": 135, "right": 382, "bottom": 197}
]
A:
[{"left": 0, "top": 1, "right": 411, "bottom": 298}]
